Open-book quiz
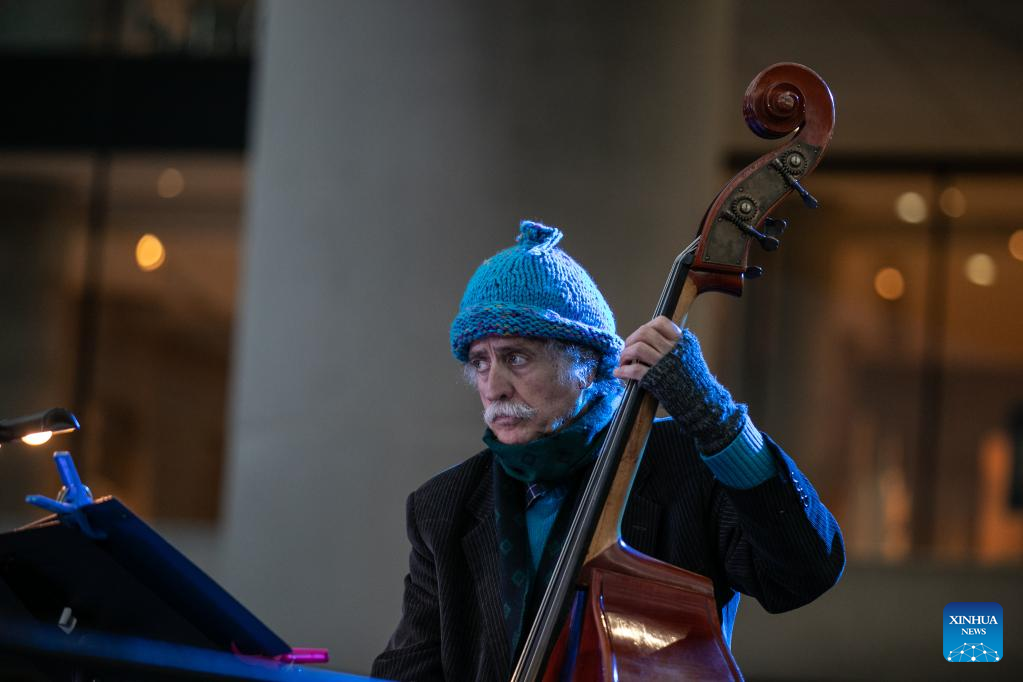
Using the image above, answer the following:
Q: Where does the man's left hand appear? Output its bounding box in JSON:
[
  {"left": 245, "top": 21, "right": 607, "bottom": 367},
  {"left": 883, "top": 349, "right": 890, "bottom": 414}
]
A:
[{"left": 613, "top": 315, "right": 681, "bottom": 382}]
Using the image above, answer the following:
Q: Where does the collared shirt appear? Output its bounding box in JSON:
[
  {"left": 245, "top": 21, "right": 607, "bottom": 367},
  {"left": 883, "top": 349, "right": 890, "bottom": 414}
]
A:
[{"left": 524, "top": 482, "right": 567, "bottom": 569}]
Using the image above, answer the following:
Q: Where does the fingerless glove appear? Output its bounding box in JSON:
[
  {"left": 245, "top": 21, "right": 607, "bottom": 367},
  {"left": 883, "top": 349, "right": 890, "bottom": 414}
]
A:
[{"left": 639, "top": 329, "right": 747, "bottom": 454}]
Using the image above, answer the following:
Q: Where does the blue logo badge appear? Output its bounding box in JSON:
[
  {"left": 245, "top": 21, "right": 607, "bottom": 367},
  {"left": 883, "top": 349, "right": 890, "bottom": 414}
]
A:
[{"left": 944, "top": 602, "right": 1002, "bottom": 662}]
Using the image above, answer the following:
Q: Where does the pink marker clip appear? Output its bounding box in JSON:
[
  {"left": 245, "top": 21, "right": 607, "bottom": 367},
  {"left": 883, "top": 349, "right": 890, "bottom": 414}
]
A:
[
  {"left": 274, "top": 647, "right": 330, "bottom": 664},
  {"left": 231, "top": 643, "right": 330, "bottom": 665}
]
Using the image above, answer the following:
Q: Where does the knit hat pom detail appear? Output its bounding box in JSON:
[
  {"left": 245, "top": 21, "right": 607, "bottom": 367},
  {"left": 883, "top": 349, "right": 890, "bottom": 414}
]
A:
[{"left": 517, "top": 220, "right": 563, "bottom": 253}]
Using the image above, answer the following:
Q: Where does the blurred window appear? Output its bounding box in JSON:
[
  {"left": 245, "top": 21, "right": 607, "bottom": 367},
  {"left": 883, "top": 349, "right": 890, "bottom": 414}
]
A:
[
  {"left": 0, "top": 0, "right": 250, "bottom": 523},
  {"left": 0, "top": 153, "right": 243, "bottom": 522},
  {"left": 724, "top": 167, "right": 1023, "bottom": 564}
]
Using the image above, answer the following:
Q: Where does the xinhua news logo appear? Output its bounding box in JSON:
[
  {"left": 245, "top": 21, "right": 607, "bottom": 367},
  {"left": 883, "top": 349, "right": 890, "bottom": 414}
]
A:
[{"left": 944, "top": 602, "right": 1002, "bottom": 662}]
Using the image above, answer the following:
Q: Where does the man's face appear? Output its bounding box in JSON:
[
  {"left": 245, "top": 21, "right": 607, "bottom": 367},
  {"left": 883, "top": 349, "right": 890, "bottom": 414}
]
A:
[{"left": 467, "top": 336, "right": 587, "bottom": 445}]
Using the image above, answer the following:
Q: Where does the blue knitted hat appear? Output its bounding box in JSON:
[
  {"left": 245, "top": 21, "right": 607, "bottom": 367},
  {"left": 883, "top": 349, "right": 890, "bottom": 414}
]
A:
[{"left": 450, "top": 220, "right": 624, "bottom": 379}]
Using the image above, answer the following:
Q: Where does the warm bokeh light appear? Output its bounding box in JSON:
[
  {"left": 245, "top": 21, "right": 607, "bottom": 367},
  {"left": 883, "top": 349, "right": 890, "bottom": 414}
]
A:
[
  {"left": 21, "top": 431, "right": 53, "bottom": 446},
  {"left": 136, "top": 233, "right": 167, "bottom": 271},
  {"left": 156, "top": 168, "right": 185, "bottom": 198},
  {"left": 1009, "top": 230, "right": 1023, "bottom": 261},
  {"left": 874, "top": 267, "right": 905, "bottom": 301},
  {"left": 964, "top": 253, "right": 997, "bottom": 286},
  {"left": 894, "top": 191, "right": 928, "bottom": 223},
  {"left": 939, "top": 186, "right": 967, "bottom": 218}
]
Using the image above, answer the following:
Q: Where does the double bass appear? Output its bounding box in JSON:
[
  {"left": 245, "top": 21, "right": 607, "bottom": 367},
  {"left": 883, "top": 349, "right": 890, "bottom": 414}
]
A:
[{"left": 510, "top": 63, "right": 836, "bottom": 681}]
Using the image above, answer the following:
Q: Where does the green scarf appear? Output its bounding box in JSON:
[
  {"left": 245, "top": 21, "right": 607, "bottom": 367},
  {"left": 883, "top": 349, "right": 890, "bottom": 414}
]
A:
[{"left": 483, "top": 387, "right": 619, "bottom": 484}]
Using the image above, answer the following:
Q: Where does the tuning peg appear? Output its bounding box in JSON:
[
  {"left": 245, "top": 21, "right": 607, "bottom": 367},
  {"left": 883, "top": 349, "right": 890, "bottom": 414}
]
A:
[
  {"left": 744, "top": 265, "right": 764, "bottom": 279},
  {"left": 792, "top": 180, "right": 819, "bottom": 209},
  {"left": 770, "top": 158, "right": 820, "bottom": 209},
  {"left": 744, "top": 225, "right": 779, "bottom": 251},
  {"left": 722, "top": 210, "right": 781, "bottom": 251},
  {"left": 756, "top": 233, "right": 780, "bottom": 251},
  {"left": 764, "top": 216, "right": 788, "bottom": 236}
]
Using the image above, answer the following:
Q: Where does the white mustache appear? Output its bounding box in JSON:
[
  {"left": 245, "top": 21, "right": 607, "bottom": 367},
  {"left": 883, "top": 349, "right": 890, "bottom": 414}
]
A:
[{"left": 484, "top": 401, "right": 537, "bottom": 424}]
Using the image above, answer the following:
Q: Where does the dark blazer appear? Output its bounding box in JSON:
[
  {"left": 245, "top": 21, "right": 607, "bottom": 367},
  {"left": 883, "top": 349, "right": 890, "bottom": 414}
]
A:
[{"left": 371, "top": 419, "right": 845, "bottom": 682}]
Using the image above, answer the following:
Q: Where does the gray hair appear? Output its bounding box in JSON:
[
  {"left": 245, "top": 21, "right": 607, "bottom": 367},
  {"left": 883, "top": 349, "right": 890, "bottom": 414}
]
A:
[{"left": 545, "top": 339, "right": 599, "bottom": 387}]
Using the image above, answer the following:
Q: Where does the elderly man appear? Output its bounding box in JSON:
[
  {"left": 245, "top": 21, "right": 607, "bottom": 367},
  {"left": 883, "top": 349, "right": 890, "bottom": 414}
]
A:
[{"left": 372, "top": 221, "right": 844, "bottom": 681}]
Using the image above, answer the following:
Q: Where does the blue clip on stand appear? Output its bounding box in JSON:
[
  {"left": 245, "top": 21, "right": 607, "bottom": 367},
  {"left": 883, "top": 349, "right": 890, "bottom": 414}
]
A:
[{"left": 25, "top": 451, "right": 105, "bottom": 539}]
